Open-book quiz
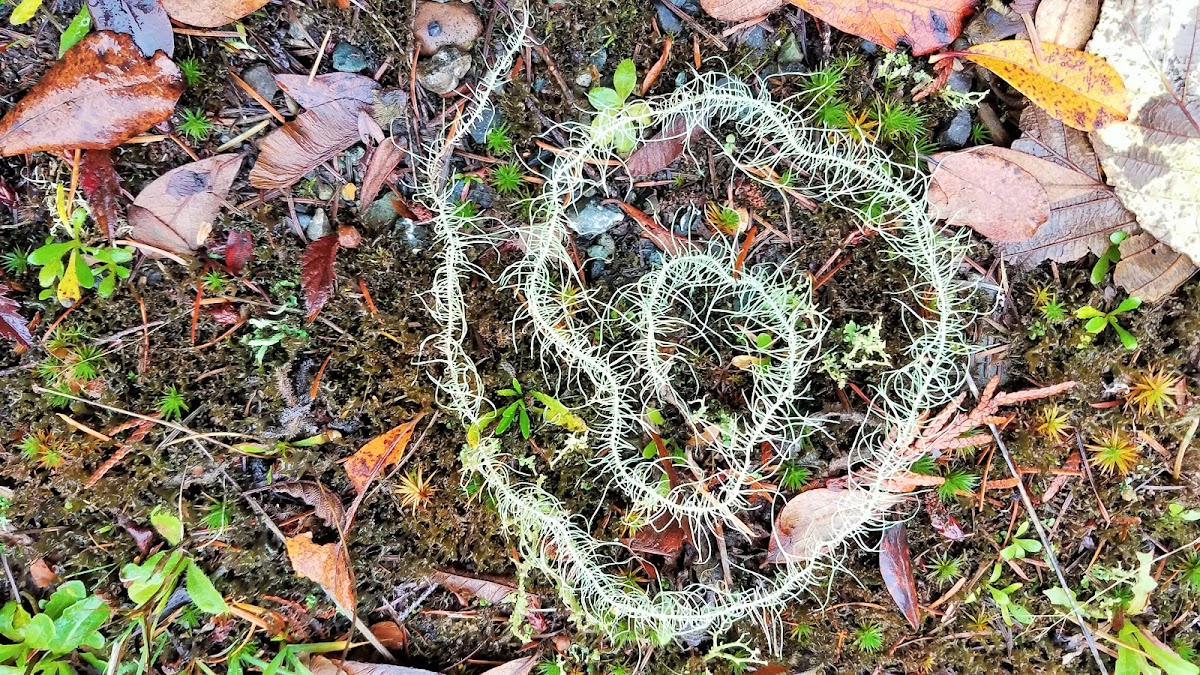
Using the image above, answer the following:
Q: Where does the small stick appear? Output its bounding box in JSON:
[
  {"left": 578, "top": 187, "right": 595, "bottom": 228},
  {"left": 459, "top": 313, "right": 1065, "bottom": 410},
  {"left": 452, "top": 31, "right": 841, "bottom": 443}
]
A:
[
  {"left": 229, "top": 72, "right": 287, "bottom": 124},
  {"left": 309, "top": 29, "right": 332, "bottom": 84},
  {"left": 167, "top": 134, "right": 201, "bottom": 161},
  {"left": 58, "top": 413, "right": 113, "bottom": 442},
  {"left": 356, "top": 277, "right": 378, "bottom": 315},
  {"left": 660, "top": 0, "right": 727, "bottom": 51},
  {"left": 310, "top": 352, "right": 334, "bottom": 400},
  {"left": 1173, "top": 416, "right": 1198, "bottom": 480},
  {"left": 215, "top": 120, "right": 274, "bottom": 153}
]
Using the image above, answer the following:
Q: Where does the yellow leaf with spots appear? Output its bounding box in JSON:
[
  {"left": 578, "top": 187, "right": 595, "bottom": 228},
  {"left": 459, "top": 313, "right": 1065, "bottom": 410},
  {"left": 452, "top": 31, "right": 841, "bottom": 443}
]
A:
[
  {"left": 58, "top": 249, "right": 82, "bottom": 304},
  {"left": 959, "top": 41, "right": 1129, "bottom": 132}
]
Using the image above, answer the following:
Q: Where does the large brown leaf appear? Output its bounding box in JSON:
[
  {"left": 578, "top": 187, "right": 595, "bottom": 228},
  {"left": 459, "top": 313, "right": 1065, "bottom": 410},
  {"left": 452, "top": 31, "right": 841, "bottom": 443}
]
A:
[
  {"left": 249, "top": 74, "right": 379, "bottom": 190},
  {"left": 879, "top": 523, "right": 920, "bottom": 630},
  {"left": 927, "top": 147, "right": 1050, "bottom": 242},
  {"left": 360, "top": 138, "right": 405, "bottom": 208},
  {"left": 766, "top": 487, "right": 891, "bottom": 563},
  {"left": 79, "top": 150, "right": 124, "bottom": 241},
  {"left": 785, "top": 0, "right": 974, "bottom": 55},
  {"left": 1113, "top": 234, "right": 1198, "bottom": 304},
  {"left": 86, "top": 0, "right": 174, "bottom": 57},
  {"left": 995, "top": 107, "right": 1136, "bottom": 266},
  {"left": 625, "top": 117, "right": 696, "bottom": 178},
  {"left": 0, "top": 31, "right": 182, "bottom": 156},
  {"left": 128, "top": 154, "right": 243, "bottom": 256},
  {"left": 699, "top": 0, "right": 782, "bottom": 23},
  {"left": 285, "top": 532, "right": 356, "bottom": 612},
  {"left": 158, "top": 0, "right": 269, "bottom": 28},
  {"left": 301, "top": 234, "right": 340, "bottom": 321}
]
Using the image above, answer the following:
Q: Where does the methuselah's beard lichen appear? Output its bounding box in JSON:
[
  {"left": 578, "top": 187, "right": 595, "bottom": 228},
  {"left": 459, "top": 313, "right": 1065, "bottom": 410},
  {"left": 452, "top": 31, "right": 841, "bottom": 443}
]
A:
[{"left": 417, "top": 3, "right": 973, "bottom": 649}]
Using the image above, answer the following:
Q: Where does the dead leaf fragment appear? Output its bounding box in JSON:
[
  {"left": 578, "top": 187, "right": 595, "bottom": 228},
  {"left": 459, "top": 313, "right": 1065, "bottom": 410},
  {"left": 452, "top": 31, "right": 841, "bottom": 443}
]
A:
[
  {"left": 249, "top": 73, "right": 379, "bottom": 190},
  {"left": 86, "top": 0, "right": 174, "bottom": 57},
  {"left": 360, "top": 139, "right": 405, "bottom": 207},
  {"left": 285, "top": 532, "right": 356, "bottom": 612},
  {"left": 879, "top": 523, "right": 920, "bottom": 630},
  {"left": 1034, "top": 0, "right": 1100, "bottom": 49},
  {"left": 128, "top": 154, "right": 243, "bottom": 257},
  {"left": 786, "top": 0, "right": 975, "bottom": 55},
  {"left": 158, "top": 0, "right": 269, "bottom": 28},
  {"left": 959, "top": 40, "right": 1129, "bottom": 131},
  {"left": 428, "top": 569, "right": 519, "bottom": 606},
  {"left": 224, "top": 229, "right": 254, "bottom": 274},
  {"left": 1113, "top": 234, "right": 1198, "bottom": 304},
  {"left": 0, "top": 284, "right": 33, "bottom": 348},
  {"left": 301, "top": 234, "right": 340, "bottom": 321},
  {"left": 928, "top": 148, "right": 1050, "bottom": 242},
  {"left": 307, "top": 655, "right": 441, "bottom": 675},
  {"left": 1088, "top": 0, "right": 1200, "bottom": 268},
  {"left": 700, "top": 0, "right": 782, "bottom": 22},
  {"left": 625, "top": 117, "right": 696, "bottom": 178},
  {"left": 766, "top": 487, "right": 892, "bottom": 563},
  {"left": 341, "top": 416, "right": 423, "bottom": 493},
  {"left": 272, "top": 480, "right": 347, "bottom": 530},
  {"left": 479, "top": 657, "right": 537, "bottom": 675},
  {"left": 0, "top": 31, "right": 183, "bottom": 156},
  {"left": 79, "top": 150, "right": 124, "bottom": 241},
  {"left": 29, "top": 558, "right": 57, "bottom": 588}
]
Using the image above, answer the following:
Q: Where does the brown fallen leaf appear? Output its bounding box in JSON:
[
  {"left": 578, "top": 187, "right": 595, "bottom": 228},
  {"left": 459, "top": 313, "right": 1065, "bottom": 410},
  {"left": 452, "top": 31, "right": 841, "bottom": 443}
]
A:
[
  {"left": 700, "top": 0, "right": 782, "bottom": 22},
  {"left": 1034, "top": 0, "right": 1100, "bottom": 50},
  {"left": 79, "top": 150, "right": 124, "bottom": 242},
  {"left": 285, "top": 532, "right": 356, "bottom": 612},
  {"left": 879, "top": 523, "right": 920, "bottom": 631},
  {"left": 29, "top": 558, "right": 57, "bottom": 588},
  {"left": 956, "top": 40, "right": 1129, "bottom": 132},
  {"left": 924, "top": 493, "right": 965, "bottom": 541},
  {"left": 1088, "top": 0, "right": 1200, "bottom": 270},
  {"left": 994, "top": 107, "right": 1136, "bottom": 266},
  {"left": 786, "top": 0, "right": 975, "bottom": 55},
  {"left": 625, "top": 117, "right": 696, "bottom": 178},
  {"left": 927, "top": 148, "right": 1050, "bottom": 242},
  {"left": 128, "top": 154, "right": 243, "bottom": 257},
  {"left": 307, "top": 655, "right": 441, "bottom": 675},
  {"left": 271, "top": 480, "right": 347, "bottom": 530},
  {"left": 428, "top": 569, "right": 547, "bottom": 632},
  {"left": 302, "top": 234, "right": 340, "bottom": 321},
  {"left": 341, "top": 416, "right": 423, "bottom": 493},
  {"left": 766, "top": 487, "right": 892, "bottom": 563},
  {"left": 1113, "top": 234, "right": 1198, "bottom": 304},
  {"left": 85, "top": 417, "right": 155, "bottom": 488},
  {"left": 479, "top": 657, "right": 537, "bottom": 675},
  {"left": 0, "top": 31, "right": 183, "bottom": 156},
  {"left": 158, "top": 0, "right": 269, "bottom": 28},
  {"left": 367, "top": 620, "right": 407, "bottom": 651},
  {"left": 0, "top": 284, "right": 34, "bottom": 348},
  {"left": 627, "top": 511, "right": 691, "bottom": 557},
  {"left": 86, "top": 0, "right": 174, "bottom": 57},
  {"left": 360, "top": 138, "right": 405, "bottom": 208},
  {"left": 249, "top": 74, "right": 380, "bottom": 190},
  {"left": 224, "top": 229, "right": 254, "bottom": 274}
]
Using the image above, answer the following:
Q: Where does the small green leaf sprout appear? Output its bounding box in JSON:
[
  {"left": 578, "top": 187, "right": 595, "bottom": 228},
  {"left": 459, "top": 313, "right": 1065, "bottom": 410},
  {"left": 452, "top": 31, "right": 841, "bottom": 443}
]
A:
[
  {"left": 484, "top": 122, "right": 514, "bottom": 156},
  {"left": 177, "top": 108, "right": 214, "bottom": 142},
  {"left": 1091, "top": 231, "right": 1129, "bottom": 284},
  {"left": 1000, "top": 520, "right": 1042, "bottom": 561},
  {"left": 852, "top": 622, "right": 884, "bottom": 653},
  {"left": 1076, "top": 296, "right": 1141, "bottom": 350},
  {"left": 491, "top": 162, "right": 525, "bottom": 194},
  {"left": 177, "top": 58, "right": 204, "bottom": 87},
  {"left": 587, "top": 59, "right": 651, "bottom": 155},
  {"left": 159, "top": 385, "right": 189, "bottom": 421}
]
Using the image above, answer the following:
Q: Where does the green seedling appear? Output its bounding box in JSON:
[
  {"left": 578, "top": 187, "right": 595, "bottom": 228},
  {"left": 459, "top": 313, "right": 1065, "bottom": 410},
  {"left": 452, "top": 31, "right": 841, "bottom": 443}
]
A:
[
  {"left": 910, "top": 454, "right": 938, "bottom": 475},
  {"left": 231, "top": 430, "right": 340, "bottom": 458},
  {"left": 177, "top": 108, "right": 214, "bottom": 142},
  {"left": 1000, "top": 520, "right": 1043, "bottom": 561},
  {"left": 200, "top": 497, "right": 233, "bottom": 530},
  {"left": 468, "top": 379, "right": 587, "bottom": 445},
  {"left": 937, "top": 468, "right": 978, "bottom": 502},
  {"left": 240, "top": 316, "right": 308, "bottom": 366},
  {"left": 201, "top": 270, "right": 227, "bottom": 294},
  {"left": 852, "top": 622, "right": 884, "bottom": 653},
  {"left": 1163, "top": 502, "right": 1200, "bottom": 527},
  {"left": 1077, "top": 297, "right": 1141, "bottom": 350},
  {"left": 0, "top": 580, "right": 110, "bottom": 674},
  {"left": 176, "top": 58, "right": 203, "bottom": 87},
  {"left": 58, "top": 5, "right": 90, "bottom": 56},
  {"left": 20, "top": 432, "right": 66, "bottom": 471},
  {"left": 121, "top": 510, "right": 229, "bottom": 617},
  {"left": 587, "top": 59, "right": 651, "bottom": 155},
  {"left": 485, "top": 122, "right": 514, "bottom": 156},
  {"left": 1, "top": 248, "right": 29, "bottom": 275},
  {"left": 928, "top": 552, "right": 963, "bottom": 587},
  {"left": 970, "top": 562, "right": 1032, "bottom": 626},
  {"left": 777, "top": 461, "right": 812, "bottom": 492},
  {"left": 158, "top": 385, "right": 188, "bottom": 421},
  {"left": 491, "top": 163, "right": 525, "bottom": 194},
  {"left": 1091, "top": 231, "right": 1129, "bottom": 284},
  {"left": 29, "top": 186, "right": 133, "bottom": 304},
  {"left": 1114, "top": 622, "right": 1199, "bottom": 675}
]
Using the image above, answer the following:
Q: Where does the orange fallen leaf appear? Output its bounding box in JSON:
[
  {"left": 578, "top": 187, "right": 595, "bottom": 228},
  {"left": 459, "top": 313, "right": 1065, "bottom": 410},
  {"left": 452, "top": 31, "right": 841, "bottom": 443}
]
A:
[
  {"left": 927, "top": 147, "right": 1050, "bottom": 242},
  {"left": 29, "top": 558, "right": 57, "bottom": 588},
  {"left": 284, "top": 532, "right": 356, "bottom": 612},
  {"left": 128, "top": 154, "right": 243, "bottom": 257},
  {"left": 341, "top": 416, "right": 423, "bottom": 493},
  {"left": 786, "top": 0, "right": 974, "bottom": 55},
  {"left": 0, "top": 31, "right": 183, "bottom": 156},
  {"left": 158, "top": 0, "right": 270, "bottom": 28},
  {"left": 956, "top": 40, "right": 1129, "bottom": 131}
]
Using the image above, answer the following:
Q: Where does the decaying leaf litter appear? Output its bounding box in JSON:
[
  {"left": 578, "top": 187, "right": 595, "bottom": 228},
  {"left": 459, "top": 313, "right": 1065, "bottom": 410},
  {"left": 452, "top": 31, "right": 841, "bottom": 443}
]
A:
[{"left": 1, "top": 0, "right": 1199, "bottom": 672}]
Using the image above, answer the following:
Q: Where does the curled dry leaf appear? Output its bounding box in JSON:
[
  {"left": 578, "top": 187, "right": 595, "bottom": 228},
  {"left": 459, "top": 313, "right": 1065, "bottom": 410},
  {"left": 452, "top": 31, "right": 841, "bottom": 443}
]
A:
[
  {"left": 271, "top": 480, "right": 347, "bottom": 530},
  {"left": 927, "top": 147, "right": 1050, "bottom": 242},
  {"left": 341, "top": 416, "right": 423, "bottom": 493},
  {"left": 700, "top": 0, "right": 782, "bottom": 22},
  {"left": 879, "top": 523, "right": 920, "bottom": 630},
  {"left": 766, "top": 487, "right": 893, "bottom": 563},
  {"left": 479, "top": 657, "right": 538, "bottom": 675},
  {"left": 1113, "top": 234, "right": 1198, "bottom": 304},
  {"left": 0, "top": 284, "right": 34, "bottom": 348},
  {"left": 224, "top": 229, "right": 253, "bottom": 274},
  {"left": 307, "top": 656, "right": 441, "bottom": 675},
  {"left": 958, "top": 40, "right": 1129, "bottom": 131},
  {"left": 0, "top": 31, "right": 183, "bottom": 156},
  {"left": 158, "top": 0, "right": 269, "bottom": 28},
  {"left": 29, "top": 559, "right": 57, "bottom": 588},
  {"left": 1034, "top": 0, "right": 1100, "bottom": 50},
  {"left": 786, "top": 0, "right": 975, "bottom": 55},
  {"left": 301, "top": 234, "right": 340, "bottom": 321},
  {"left": 79, "top": 150, "right": 123, "bottom": 241},
  {"left": 994, "top": 107, "right": 1136, "bottom": 266},
  {"left": 128, "top": 154, "right": 243, "bottom": 257},
  {"left": 429, "top": 569, "right": 547, "bottom": 632},
  {"left": 86, "top": 0, "right": 173, "bottom": 57},
  {"left": 625, "top": 117, "right": 696, "bottom": 178},
  {"left": 249, "top": 74, "right": 380, "bottom": 190},
  {"left": 628, "top": 511, "right": 691, "bottom": 556},
  {"left": 284, "top": 532, "right": 356, "bottom": 612},
  {"left": 1088, "top": 0, "right": 1200, "bottom": 268},
  {"left": 360, "top": 138, "right": 405, "bottom": 207}
]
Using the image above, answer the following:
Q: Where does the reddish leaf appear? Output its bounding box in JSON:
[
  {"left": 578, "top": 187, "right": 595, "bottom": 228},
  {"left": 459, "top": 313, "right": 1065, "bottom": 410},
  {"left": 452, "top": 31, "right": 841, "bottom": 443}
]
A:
[
  {"left": 128, "top": 154, "right": 243, "bottom": 256},
  {"left": 879, "top": 523, "right": 920, "bottom": 630},
  {"left": 625, "top": 117, "right": 696, "bottom": 178},
  {"left": 301, "top": 234, "right": 340, "bottom": 321},
  {"left": 158, "top": 0, "right": 269, "bottom": 28},
  {"left": 29, "top": 559, "right": 57, "bottom": 588},
  {"left": 0, "top": 178, "right": 16, "bottom": 207},
  {"left": 924, "top": 493, "right": 965, "bottom": 541},
  {"left": 701, "top": 0, "right": 782, "bottom": 21},
  {"left": 79, "top": 150, "right": 124, "bottom": 241},
  {"left": 206, "top": 303, "right": 241, "bottom": 324},
  {"left": 86, "top": 0, "right": 174, "bottom": 58},
  {"left": 785, "top": 0, "right": 974, "bottom": 55},
  {"left": 628, "top": 511, "right": 690, "bottom": 556},
  {"left": 359, "top": 139, "right": 405, "bottom": 208},
  {"left": 224, "top": 229, "right": 253, "bottom": 274},
  {"left": 117, "top": 513, "right": 155, "bottom": 556},
  {"left": 0, "top": 31, "right": 182, "bottom": 156},
  {"left": 249, "top": 74, "right": 380, "bottom": 190},
  {"left": 927, "top": 147, "right": 1050, "bottom": 242},
  {"left": 0, "top": 284, "right": 33, "bottom": 348}
]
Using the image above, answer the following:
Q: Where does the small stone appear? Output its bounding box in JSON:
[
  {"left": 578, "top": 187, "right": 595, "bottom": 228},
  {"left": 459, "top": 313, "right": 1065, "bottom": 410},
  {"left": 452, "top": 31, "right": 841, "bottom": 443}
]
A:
[
  {"left": 946, "top": 71, "right": 972, "bottom": 93},
  {"left": 574, "top": 71, "right": 593, "bottom": 88},
  {"left": 396, "top": 219, "right": 431, "bottom": 251},
  {"left": 418, "top": 47, "right": 471, "bottom": 95},
  {"left": 361, "top": 197, "right": 400, "bottom": 233},
  {"left": 316, "top": 181, "right": 335, "bottom": 201},
  {"left": 332, "top": 42, "right": 368, "bottom": 73},
  {"left": 937, "top": 109, "right": 972, "bottom": 150},
  {"left": 240, "top": 64, "right": 278, "bottom": 101},
  {"left": 468, "top": 103, "right": 498, "bottom": 144},
  {"left": 586, "top": 244, "right": 610, "bottom": 261},
  {"left": 567, "top": 200, "right": 624, "bottom": 237},
  {"left": 337, "top": 225, "right": 362, "bottom": 249},
  {"left": 306, "top": 209, "right": 330, "bottom": 240},
  {"left": 532, "top": 77, "right": 548, "bottom": 93},
  {"left": 372, "top": 89, "right": 410, "bottom": 131},
  {"left": 655, "top": 1, "right": 683, "bottom": 33},
  {"left": 598, "top": 233, "right": 616, "bottom": 257},
  {"left": 414, "top": 1, "right": 482, "bottom": 56},
  {"left": 588, "top": 47, "right": 608, "bottom": 70},
  {"left": 777, "top": 34, "right": 804, "bottom": 65},
  {"left": 738, "top": 25, "right": 768, "bottom": 51},
  {"left": 453, "top": 180, "right": 493, "bottom": 208}
]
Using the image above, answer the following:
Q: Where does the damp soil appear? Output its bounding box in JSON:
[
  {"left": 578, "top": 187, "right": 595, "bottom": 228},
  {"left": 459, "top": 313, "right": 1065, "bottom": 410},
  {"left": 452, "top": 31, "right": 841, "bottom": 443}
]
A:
[{"left": 2, "top": 0, "right": 1200, "bottom": 674}]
